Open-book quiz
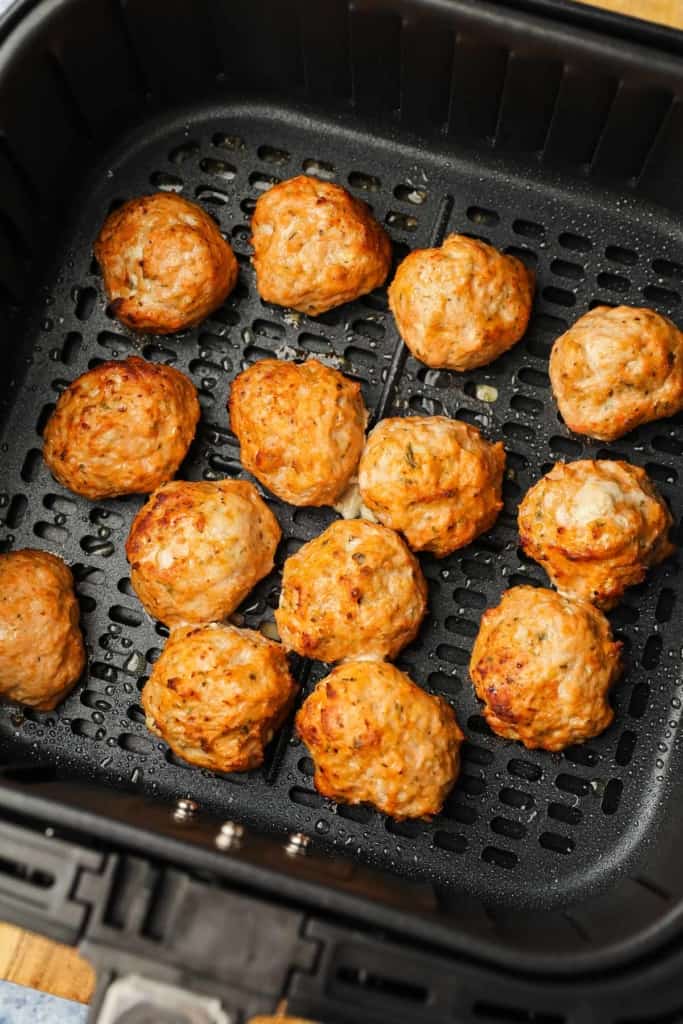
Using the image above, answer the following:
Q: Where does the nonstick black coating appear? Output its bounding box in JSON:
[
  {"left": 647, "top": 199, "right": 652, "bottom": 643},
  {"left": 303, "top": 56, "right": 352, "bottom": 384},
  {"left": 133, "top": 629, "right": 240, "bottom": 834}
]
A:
[{"left": 0, "top": 100, "right": 682, "bottom": 909}]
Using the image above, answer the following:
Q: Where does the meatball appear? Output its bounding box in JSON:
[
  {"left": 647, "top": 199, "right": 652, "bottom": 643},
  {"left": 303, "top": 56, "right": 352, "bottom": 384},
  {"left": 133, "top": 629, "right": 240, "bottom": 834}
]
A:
[
  {"left": 519, "top": 460, "right": 674, "bottom": 609},
  {"left": 0, "top": 549, "right": 85, "bottom": 710},
  {"left": 229, "top": 358, "right": 367, "bottom": 506},
  {"left": 94, "top": 192, "right": 238, "bottom": 333},
  {"left": 43, "top": 356, "right": 200, "bottom": 499},
  {"left": 296, "top": 661, "right": 463, "bottom": 819},
  {"left": 141, "top": 623, "right": 298, "bottom": 772},
  {"left": 549, "top": 306, "right": 683, "bottom": 441},
  {"left": 126, "top": 480, "right": 281, "bottom": 626},
  {"left": 388, "top": 234, "right": 534, "bottom": 371},
  {"left": 470, "top": 586, "right": 620, "bottom": 751},
  {"left": 250, "top": 175, "right": 391, "bottom": 315},
  {"left": 358, "top": 415, "right": 505, "bottom": 556},
  {"left": 276, "top": 519, "right": 427, "bottom": 662}
]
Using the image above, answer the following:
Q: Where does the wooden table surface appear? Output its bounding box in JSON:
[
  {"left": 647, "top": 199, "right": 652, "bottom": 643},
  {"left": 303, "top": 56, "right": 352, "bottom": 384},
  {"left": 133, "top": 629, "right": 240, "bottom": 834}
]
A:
[{"left": 1, "top": 0, "right": 681, "bottom": 1009}]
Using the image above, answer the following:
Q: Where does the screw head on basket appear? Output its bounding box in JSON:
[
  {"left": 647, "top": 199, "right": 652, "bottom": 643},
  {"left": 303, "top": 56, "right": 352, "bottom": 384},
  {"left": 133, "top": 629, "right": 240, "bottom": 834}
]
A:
[
  {"left": 284, "top": 831, "right": 311, "bottom": 857},
  {"left": 215, "top": 820, "right": 245, "bottom": 851},
  {"left": 173, "top": 797, "right": 199, "bottom": 823}
]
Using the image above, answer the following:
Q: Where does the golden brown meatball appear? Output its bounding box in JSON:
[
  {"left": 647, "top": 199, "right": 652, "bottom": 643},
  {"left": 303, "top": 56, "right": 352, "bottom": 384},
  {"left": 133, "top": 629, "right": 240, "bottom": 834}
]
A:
[
  {"left": 549, "top": 306, "right": 683, "bottom": 441},
  {"left": 358, "top": 416, "right": 505, "bottom": 556},
  {"left": 126, "top": 480, "right": 281, "bottom": 626},
  {"left": 0, "top": 549, "right": 85, "bottom": 710},
  {"left": 229, "top": 358, "right": 367, "bottom": 506},
  {"left": 276, "top": 519, "right": 427, "bottom": 662},
  {"left": 94, "top": 192, "right": 238, "bottom": 333},
  {"left": 296, "top": 661, "right": 463, "bottom": 819},
  {"left": 519, "top": 460, "right": 674, "bottom": 609},
  {"left": 141, "top": 623, "right": 298, "bottom": 772},
  {"left": 388, "top": 234, "right": 534, "bottom": 371},
  {"left": 250, "top": 175, "right": 391, "bottom": 315},
  {"left": 470, "top": 586, "right": 620, "bottom": 751},
  {"left": 43, "top": 356, "right": 200, "bottom": 499}
]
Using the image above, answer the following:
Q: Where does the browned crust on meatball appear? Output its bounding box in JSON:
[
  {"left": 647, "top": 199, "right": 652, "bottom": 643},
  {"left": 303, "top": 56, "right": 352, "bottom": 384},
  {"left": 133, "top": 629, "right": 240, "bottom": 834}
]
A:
[
  {"left": 229, "top": 358, "right": 368, "bottom": 506},
  {"left": 549, "top": 305, "right": 683, "bottom": 441},
  {"left": 518, "top": 460, "right": 674, "bottom": 609},
  {"left": 95, "top": 192, "right": 238, "bottom": 333},
  {"left": 0, "top": 549, "right": 85, "bottom": 710},
  {"left": 296, "top": 660, "right": 464, "bottom": 819},
  {"left": 126, "top": 479, "right": 281, "bottom": 626},
  {"left": 469, "top": 586, "right": 620, "bottom": 752},
  {"left": 276, "top": 519, "right": 427, "bottom": 663},
  {"left": 358, "top": 415, "right": 505, "bottom": 556},
  {"left": 141, "top": 623, "right": 298, "bottom": 773},
  {"left": 251, "top": 175, "right": 392, "bottom": 315},
  {"left": 388, "top": 234, "right": 534, "bottom": 371},
  {"left": 43, "top": 356, "right": 200, "bottom": 499}
]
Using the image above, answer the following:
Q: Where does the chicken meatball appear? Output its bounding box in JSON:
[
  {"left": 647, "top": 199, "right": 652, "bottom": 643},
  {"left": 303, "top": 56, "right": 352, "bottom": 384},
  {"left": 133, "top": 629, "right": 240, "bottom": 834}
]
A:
[
  {"left": 126, "top": 480, "right": 281, "bottom": 626},
  {"left": 549, "top": 306, "right": 683, "bottom": 441},
  {"left": 43, "top": 356, "right": 200, "bottom": 499},
  {"left": 94, "top": 192, "right": 238, "bottom": 333},
  {"left": 519, "top": 460, "right": 674, "bottom": 609},
  {"left": 470, "top": 586, "right": 620, "bottom": 751},
  {"left": 297, "top": 661, "right": 463, "bottom": 819},
  {"left": 141, "top": 623, "right": 298, "bottom": 772},
  {"left": 358, "top": 416, "right": 505, "bottom": 556},
  {"left": 0, "top": 549, "right": 85, "bottom": 710},
  {"left": 388, "top": 234, "right": 534, "bottom": 371},
  {"left": 229, "top": 358, "right": 367, "bottom": 506},
  {"left": 276, "top": 519, "right": 427, "bottom": 662},
  {"left": 250, "top": 175, "right": 391, "bottom": 315}
]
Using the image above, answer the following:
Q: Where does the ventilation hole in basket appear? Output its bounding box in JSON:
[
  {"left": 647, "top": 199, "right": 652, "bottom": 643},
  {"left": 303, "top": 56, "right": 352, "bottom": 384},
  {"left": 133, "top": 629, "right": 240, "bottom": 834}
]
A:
[
  {"left": 416, "top": 367, "right": 451, "bottom": 389},
  {"left": 467, "top": 206, "right": 499, "bottom": 227},
  {"left": 345, "top": 345, "right": 377, "bottom": 369},
  {"left": 290, "top": 786, "right": 323, "bottom": 809},
  {"left": 231, "top": 224, "right": 251, "bottom": 249},
  {"left": 350, "top": 317, "right": 385, "bottom": 342},
  {"left": 127, "top": 705, "right": 146, "bottom": 725},
  {"left": 491, "top": 816, "right": 526, "bottom": 841},
  {"left": 97, "top": 330, "right": 131, "bottom": 355},
  {"left": 45, "top": 495, "right": 77, "bottom": 518},
  {"left": 556, "top": 774, "right": 590, "bottom": 797},
  {"left": 646, "top": 461, "right": 678, "bottom": 485},
  {"left": 461, "top": 231, "right": 490, "bottom": 245},
  {"left": 473, "top": 1001, "right": 563, "bottom": 1023},
  {"left": 453, "top": 587, "right": 486, "bottom": 610},
  {"left": 249, "top": 171, "right": 280, "bottom": 193},
  {"left": 78, "top": 594, "right": 96, "bottom": 614},
  {"left": 652, "top": 257, "right": 683, "bottom": 280},
  {"left": 5, "top": 494, "right": 27, "bottom": 529},
  {"left": 652, "top": 434, "right": 683, "bottom": 457},
  {"left": 207, "top": 452, "right": 242, "bottom": 477},
  {"left": 253, "top": 318, "right": 285, "bottom": 341},
  {"left": 435, "top": 643, "right": 470, "bottom": 667},
  {"left": 601, "top": 778, "right": 623, "bottom": 816},
  {"left": 445, "top": 615, "right": 479, "bottom": 639},
  {"left": 506, "top": 451, "right": 529, "bottom": 475},
  {"left": 463, "top": 743, "right": 494, "bottom": 767},
  {"left": 118, "top": 733, "right": 153, "bottom": 755},
  {"left": 655, "top": 588, "right": 676, "bottom": 624},
  {"left": 526, "top": 336, "right": 552, "bottom": 359},
  {"left": 542, "top": 285, "right": 576, "bottom": 307},
  {"left": 588, "top": 298, "right": 616, "bottom": 311},
  {"left": 539, "top": 832, "right": 574, "bottom": 856},
  {"left": 142, "top": 343, "right": 177, "bottom": 365},
  {"left": 605, "top": 244, "right": 637, "bottom": 266},
  {"left": 386, "top": 210, "right": 418, "bottom": 232},
  {"left": 60, "top": 331, "right": 82, "bottom": 364},
  {"left": 500, "top": 787, "right": 534, "bottom": 810},
  {"left": 195, "top": 185, "right": 229, "bottom": 205},
  {"left": 199, "top": 157, "right": 236, "bottom": 180},
  {"left": 502, "top": 422, "right": 534, "bottom": 444},
  {"left": 551, "top": 259, "right": 584, "bottom": 281},
  {"left": 348, "top": 170, "right": 381, "bottom": 192},
  {"left": 150, "top": 170, "right": 183, "bottom": 192},
  {"left": 298, "top": 332, "right": 332, "bottom": 356},
  {"left": 409, "top": 393, "right": 444, "bottom": 416},
  {"left": 610, "top": 604, "right": 639, "bottom": 627},
  {"left": 338, "top": 803, "right": 373, "bottom": 824},
  {"left": 504, "top": 247, "right": 538, "bottom": 271},
  {"left": 642, "top": 635, "right": 663, "bottom": 669},
  {"left": 434, "top": 831, "right": 467, "bottom": 854},
  {"left": 72, "top": 285, "right": 97, "bottom": 321},
  {"left": 90, "top": 508, "right": 124, "bottom": 529},
  {"left": 510, "top": 394, "right": 542, "bottom": 417},
  {"left": 80, "top": 691, "right": 112, "bottom": 712},
  {"left": 211, "top": 133, "right": 245, "bottom": 151},
  {"left": 256, "top": 144, "right": 289, "bottom": 165},
  {"left": 313, "top": 307, "right": 342, "bottom": 327},
  {"left": 512, "top": 219, "right": 544, "bottom": 240},
  {"left": 644, "top": 284, "right": 680, "bottom": 306},
  {"left": 80, "top": 536, "right": 115, "bottom": 558},
  {"left": 614, "top": 729, "right": 637, "bottom": 767},
  {"left": 387, "top": 818, "right": 423, "bottom": 839},
  {"left": 109, "top": 605, "right": 143, "bottom": 629},
  {"left": 33, "top": 521, "right": 68, "bottom": 543},
  {"left": 548, "top": 802, "right": 582, "bottom": 826},
  {"left": 462, "top": 558, "right": 497, "bottom": 583},
  {"left": 361, "top": 290, "right": 389, "bottom": 313},
  {"left": 563, "top": 745, "right": 600, "bottom": 768},
  {"left": 482, "top": 846, "right": 517, "bottom": 869},
  {"left": 71, "top": 719, "right": 103, "bottom": 740},
  {"left": 168, "top": 140, "right": 199, "bottom": 164},
  {"left": 557, "top": 231, "right": 591, "bottom": 253},
  {"left": 517, "top": 367, "right": 549, "bottom": 389},
  {"left": 508, "top": 572, "right": 544, "bottom": 589},
  {"left": 597, "top": 271, "right": 630, "bottom": 294},
  {"left": 459, "top": 773, "right": 486, "bottom": 797},
  {"left": 297, "top": 757, "right": 314, "bottom": 777},
  {"left": 301, "top": 157, "right": 335, "bottom": 180},
  {"left": 548, "top": 435, "right": 582, "bottom": 458},
  {"left": 394, "top": 183, "right": 427, "bottom": 205}
]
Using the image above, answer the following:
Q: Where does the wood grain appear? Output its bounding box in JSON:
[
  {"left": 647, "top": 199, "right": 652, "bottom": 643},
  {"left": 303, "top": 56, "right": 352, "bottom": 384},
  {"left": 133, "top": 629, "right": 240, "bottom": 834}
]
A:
[{"left": 0, "top": 0, "right": 680, "bottom": 1009}]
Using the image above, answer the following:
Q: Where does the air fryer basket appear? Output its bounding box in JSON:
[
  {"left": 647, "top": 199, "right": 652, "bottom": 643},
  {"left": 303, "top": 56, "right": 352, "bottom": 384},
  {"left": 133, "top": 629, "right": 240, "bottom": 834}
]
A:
[{"left": 2, "top": 0, "right": 683, "bottom": 1020}]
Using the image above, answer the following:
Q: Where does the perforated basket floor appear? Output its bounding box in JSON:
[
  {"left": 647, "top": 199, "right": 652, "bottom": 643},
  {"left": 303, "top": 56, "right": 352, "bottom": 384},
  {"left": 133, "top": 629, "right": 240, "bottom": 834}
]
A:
[{"left": 1, "top": 102, "right": 682, "bottom": 907}]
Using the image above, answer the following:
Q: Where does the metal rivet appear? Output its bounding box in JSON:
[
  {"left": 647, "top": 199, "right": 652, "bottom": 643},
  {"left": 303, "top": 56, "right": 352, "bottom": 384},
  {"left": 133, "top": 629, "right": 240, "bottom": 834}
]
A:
[
  {"left": 215, "top": 820, "right": 245, "bottom": 851},
  {"left": 285, "top": 832, "right": 310, "bottom": 857},
  {"left": 173, "top": 797, "right": 199, "bottom": 823}
]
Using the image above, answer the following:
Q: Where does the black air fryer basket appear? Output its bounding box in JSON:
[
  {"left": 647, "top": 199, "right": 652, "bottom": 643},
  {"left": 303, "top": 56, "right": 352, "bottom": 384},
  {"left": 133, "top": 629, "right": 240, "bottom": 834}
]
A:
[{"left": 1, "top": 0, "right": 683, "bottom": 1021}]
